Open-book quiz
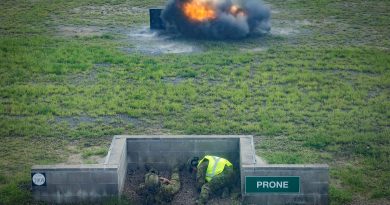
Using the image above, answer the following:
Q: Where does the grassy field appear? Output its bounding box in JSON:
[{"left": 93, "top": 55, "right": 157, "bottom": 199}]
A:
[{"left": 0, "top": 0, "right": 389, "bottom": 204}]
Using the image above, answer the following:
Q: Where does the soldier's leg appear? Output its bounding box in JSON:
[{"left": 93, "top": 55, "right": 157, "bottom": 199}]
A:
[
  {"left": 207, "top": 166, "right": 235, "bottom": 196},
  {"left": 154, "top": 191, "right": 167, "bottom": 205},
  {"left": 168, "top": 170, "right": 181, "bottom": 194},
  {"left": 198, "top": 183, "right": 211, "bottom": 205},
  {"left": 145, "top": 194, "right": 156, "bottom": 205},
  {"left": 143, "top": 171, "right": 161, "bottom": 204},
  {"left": 136, "top": 182, "right": 146, "bottom": 198},
  {"left": 198, "top": 167, "right": 235, "bottom": 204},
  {"left": 159, "top": 170, "right": 181, "bottom": 202}
]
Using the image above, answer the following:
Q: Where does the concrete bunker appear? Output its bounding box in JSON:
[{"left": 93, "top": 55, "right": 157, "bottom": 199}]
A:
[{"left": 32, "top": 135, "right": 329, "bottom": 204}]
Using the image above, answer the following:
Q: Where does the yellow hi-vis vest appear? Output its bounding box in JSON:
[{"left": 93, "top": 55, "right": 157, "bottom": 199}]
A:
[{"left": 198, "top": 155, "right": 233, "bottom": 182}]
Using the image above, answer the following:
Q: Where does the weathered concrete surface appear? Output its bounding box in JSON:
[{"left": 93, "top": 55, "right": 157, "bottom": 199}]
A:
[
  {"left": 31, "top": 136, "right": 127, "bottom": 203},
  {"left": 239, "top": 136, "right": 329, "bottom": 205},
  {"left": 104, "top": 136, "right": 127, "bottom": 193},
  {"left": 32, "top": 135, "right": 329, "bottom": 204},
  {"left": 31, "top": 164, "right": 119, "bottom": 203},
  {"left": 125, "top": 135, "right": 241, "bottom": 170},
  {"left": 241, "top": 164, "right": 329, "bottom": 205},
  {"left": 31, "top": 135, "right": 242, "bottom": 203}
]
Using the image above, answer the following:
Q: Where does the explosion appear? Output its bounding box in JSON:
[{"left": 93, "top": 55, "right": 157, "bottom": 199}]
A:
[
  {"left": 162, "top": 0, "right": 270, "bottom": 39},
  {"left": 182, "top": 0, "right": 216, "bottom": 22},
  {"left": 229, "top": 5, "right": 245, "bottom": 17}
]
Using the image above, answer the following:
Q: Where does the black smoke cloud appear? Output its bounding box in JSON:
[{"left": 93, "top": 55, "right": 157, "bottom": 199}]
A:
[{"left": 161, "top": 0, "right": 271, "bottom": 39}]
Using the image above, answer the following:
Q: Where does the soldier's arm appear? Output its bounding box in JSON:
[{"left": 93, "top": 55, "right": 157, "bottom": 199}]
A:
[{"left": 159, "top": 177, "right": 171, "bottom": 184}]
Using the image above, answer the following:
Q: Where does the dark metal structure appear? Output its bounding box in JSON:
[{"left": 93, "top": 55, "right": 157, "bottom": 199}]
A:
[{"left": 149, "top": 8, "right": 165, "bottom": 30}]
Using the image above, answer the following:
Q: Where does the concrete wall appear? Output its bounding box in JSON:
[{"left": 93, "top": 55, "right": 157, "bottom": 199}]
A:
[
  {"left": 32, "top": 135, "right": 329, "bottom": 204},
  {"left": 31, "top": 165, "right": 118, "bottom": 203},
  {"left": 31, "top": 135, "right": 241, "bottom": 203},
  {"left": 32, "top": 136, "right": 127, "bottom": 203},
  {"left": 104, "top": 136, "right": 127, "bottom": 193},
  {"left": 241, "top": 165, "right": 329, "bottom": 205},
  {"left": 239, "top": 136, "right": 329, "bottom": 205},
  {"left": 126, "top": 135, "right": 240, "bottom": 170}
]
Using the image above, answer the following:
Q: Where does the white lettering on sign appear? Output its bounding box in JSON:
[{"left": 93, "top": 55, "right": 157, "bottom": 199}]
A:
[{"left": 257, "top": 181, "right": 289, "bottom": 189}]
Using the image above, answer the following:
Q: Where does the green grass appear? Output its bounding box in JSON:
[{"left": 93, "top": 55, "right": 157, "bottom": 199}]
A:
[
  {"left": 82, "top": 147, "right": 108, "bottom": 159},
  {"left": 0, "top": 0, "right": 389, "bottom": 204}
]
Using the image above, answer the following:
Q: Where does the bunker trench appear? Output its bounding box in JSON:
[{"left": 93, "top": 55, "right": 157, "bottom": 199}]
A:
[
  {"left": 122, "top": 168, "right": 240, "bottom": 204},
  {"left": 32, "top": 135, "right": 329, "bottom": 205},
  {"left": 121, "top": 137, "right": 241, "bottom": 204}
]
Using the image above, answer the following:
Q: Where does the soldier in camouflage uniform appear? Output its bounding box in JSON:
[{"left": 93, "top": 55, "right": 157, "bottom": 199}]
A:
[
  {"left": 188, "top": 155, "right": 235, "bottom": 205},
  {"left": 137, "top": 167, "right": 181, "bottom": 205}
]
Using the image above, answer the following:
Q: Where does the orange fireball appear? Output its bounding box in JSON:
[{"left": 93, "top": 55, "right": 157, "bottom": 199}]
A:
[{"left": 182, "top": 0, "right": 216, "bottom": 22}]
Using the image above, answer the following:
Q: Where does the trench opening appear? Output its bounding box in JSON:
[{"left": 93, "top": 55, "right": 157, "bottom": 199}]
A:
[{"left": 123, "top": 138, "right": 241, "bottom": 204}]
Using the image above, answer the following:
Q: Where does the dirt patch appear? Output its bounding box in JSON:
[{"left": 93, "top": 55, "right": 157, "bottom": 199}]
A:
[
  {"left": 239, "top": 47, "right": 267, "bottom": 53},
  {"left": 123, "top": 26, "right": 201, "bottom": 55},
  {"left": 70, "top": 5, "right": 146, "bottom": 16},
  {"left": 58, "top": 145, "right": 106, "bottom": 165},
  {"left": 348, "top": 196, "right": 390, "bottom": 205},
  {"left": 270, "top": 19, "right": 313, "bottom": 36},
  {"left": 64, "top": 153, "right": 106, "bottom": 165},
  {"left": 55, "top": 114, "right": 141, "bottom": 128},
  {"left": 123, "top": 169, "right": 239, "bottom": 205},
  {"left": 162, "top": 77, "right": 186, "bottom": 84},
  {"left": 88, "top": 155, "right": 106, "bottom": 164},
  {"left": 271, "top": 27, "right": 298, "bottom": 35},
  {"left": 66, "top": 153, "right": 83, "bottom": 164},
  {"left": 57, "top": 25, "right": 104, "bottom": 37}
]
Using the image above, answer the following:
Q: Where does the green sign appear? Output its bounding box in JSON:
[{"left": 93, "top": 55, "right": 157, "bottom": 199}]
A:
[{"left": 245, "top": 176, "right": 300, "bottom": 193}]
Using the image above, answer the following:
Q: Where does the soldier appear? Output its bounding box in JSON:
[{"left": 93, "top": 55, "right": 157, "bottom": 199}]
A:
[
  {"left": 137, "top": 167, "right": 181, "bottom": 205},
  {"left": 188, "top": 155, "right": 235, "bottom": 205}
]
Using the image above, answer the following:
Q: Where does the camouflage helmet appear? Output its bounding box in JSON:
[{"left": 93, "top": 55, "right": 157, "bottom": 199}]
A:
[{"left": 145, "top": 172, "right": 160, "bottom": 191}]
